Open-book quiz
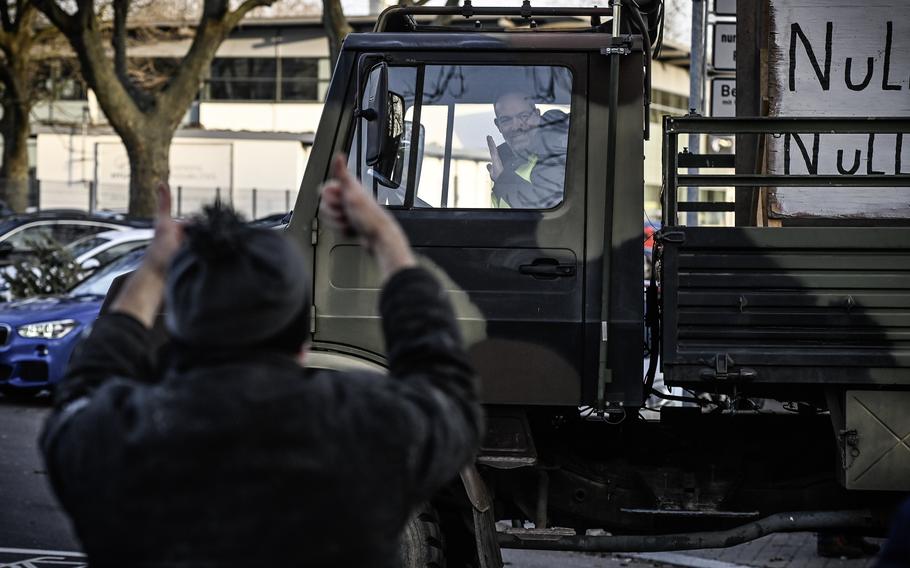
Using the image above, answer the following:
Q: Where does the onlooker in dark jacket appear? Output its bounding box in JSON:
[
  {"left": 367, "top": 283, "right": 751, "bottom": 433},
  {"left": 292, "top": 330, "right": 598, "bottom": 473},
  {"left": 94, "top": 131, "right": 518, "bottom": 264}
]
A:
[
  {"left": 878, "top": 498, "right": 910, "bottom": 567},
  {"left": 485, "top": 92, "right": 569, "bottom": 209},
  {"left": 40, "top": 155, "right": 484, "bottom": 568}
]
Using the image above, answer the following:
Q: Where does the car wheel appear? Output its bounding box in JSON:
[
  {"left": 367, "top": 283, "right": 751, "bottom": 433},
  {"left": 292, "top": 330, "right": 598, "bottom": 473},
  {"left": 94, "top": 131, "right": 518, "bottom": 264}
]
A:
[{"left": 399, "top": 502, "right": 446, "bottom": 568}]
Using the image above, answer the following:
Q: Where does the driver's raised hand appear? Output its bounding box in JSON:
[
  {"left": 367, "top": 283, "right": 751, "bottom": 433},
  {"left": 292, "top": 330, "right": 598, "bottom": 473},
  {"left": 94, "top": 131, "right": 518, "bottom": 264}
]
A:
[
  {"left": 320, "top": 154, "right": 416, "bottom": 280},
  {"left": 486, "top": 136, "right": 504, "bottom": 181}
]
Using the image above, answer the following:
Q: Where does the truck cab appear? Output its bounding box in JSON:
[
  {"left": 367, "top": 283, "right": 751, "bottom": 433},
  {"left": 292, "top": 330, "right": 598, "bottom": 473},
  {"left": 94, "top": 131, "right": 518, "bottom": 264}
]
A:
[{"left": 288, "top": 9, "right": 648, "bottom": 410}]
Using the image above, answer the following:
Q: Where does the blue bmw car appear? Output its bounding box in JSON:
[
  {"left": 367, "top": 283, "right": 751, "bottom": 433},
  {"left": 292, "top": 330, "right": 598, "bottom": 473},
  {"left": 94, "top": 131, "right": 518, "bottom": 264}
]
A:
[{"left": 0, "top": 249, "right": 145, "bottom": 396}]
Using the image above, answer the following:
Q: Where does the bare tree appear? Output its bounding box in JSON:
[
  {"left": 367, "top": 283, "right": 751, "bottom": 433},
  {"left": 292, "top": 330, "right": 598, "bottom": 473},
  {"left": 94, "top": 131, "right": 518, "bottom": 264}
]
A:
[
  {"left": 321, "top": 0, "right": 350, "bottom": 68},
  {"left": 31, "top": 0, "right": 278, "bottom": 217},
  {"left": 0, "top": 1, "right": 56, "bottom": 213},
  {"left": 322, "top": 0, "right": 458, "bottom": 68}
]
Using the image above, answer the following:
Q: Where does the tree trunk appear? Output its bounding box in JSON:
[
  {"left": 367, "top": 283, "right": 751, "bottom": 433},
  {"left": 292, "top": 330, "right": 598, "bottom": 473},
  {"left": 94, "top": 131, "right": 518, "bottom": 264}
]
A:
[
  {"left": 323, "top": 0, "right": 352, "bottom": 69},
  {"left": 0, "top": 98, "right": 31, "bottom": 213},
  {"left": 124, "top": 132, "right": 171, "bottom": 218}
]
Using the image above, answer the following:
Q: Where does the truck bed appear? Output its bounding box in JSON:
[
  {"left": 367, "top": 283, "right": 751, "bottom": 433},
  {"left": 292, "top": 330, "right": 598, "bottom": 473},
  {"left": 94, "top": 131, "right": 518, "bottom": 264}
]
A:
[{"left": 660, "top": 227, "right": 910, "bottom": 387}]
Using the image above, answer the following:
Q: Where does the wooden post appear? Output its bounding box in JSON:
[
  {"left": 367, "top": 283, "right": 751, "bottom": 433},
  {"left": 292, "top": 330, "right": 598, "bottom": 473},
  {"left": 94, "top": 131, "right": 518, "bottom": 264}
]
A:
[{"left": 734, "top": 0, "right": 766, "bottom": 227}]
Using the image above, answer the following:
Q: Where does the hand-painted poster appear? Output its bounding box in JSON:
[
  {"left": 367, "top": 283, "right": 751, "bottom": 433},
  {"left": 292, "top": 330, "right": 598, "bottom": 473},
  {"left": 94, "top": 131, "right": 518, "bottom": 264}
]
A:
[{"left": 767, "top": 0, "right": 910, "bottom": 219}]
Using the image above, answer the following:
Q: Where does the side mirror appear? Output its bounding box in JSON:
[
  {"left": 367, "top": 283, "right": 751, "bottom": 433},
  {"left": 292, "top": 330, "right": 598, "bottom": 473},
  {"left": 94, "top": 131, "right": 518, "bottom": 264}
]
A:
[
  {"left": 81, "top": 258, "right": 101, "bottom": 271},
  {"left": 364, "top": 62, "right": 389, "bottom": 167},
  {"left": 370, "top": 92, "right": 406, "bottom": 188},
  {"left": 375, "top": 120, "right": 425, "bottom": 206}
]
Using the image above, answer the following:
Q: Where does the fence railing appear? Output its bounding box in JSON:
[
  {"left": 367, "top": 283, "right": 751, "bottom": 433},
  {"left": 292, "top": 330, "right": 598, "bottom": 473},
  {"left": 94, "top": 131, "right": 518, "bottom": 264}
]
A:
[{"left": 5, "top": 178, "right": 296, "bottom": 220}]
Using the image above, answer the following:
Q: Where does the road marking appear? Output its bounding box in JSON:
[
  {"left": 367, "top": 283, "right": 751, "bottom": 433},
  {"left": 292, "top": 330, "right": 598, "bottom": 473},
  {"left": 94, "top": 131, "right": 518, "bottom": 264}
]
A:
[
  {"left": 0, "top": 559, "right": 86, "bottom": 568},
  {"left": 0, "top": 548, "right": 84, "bottom": 557},
  {"left": 626, "top": 552, "right": 751, "bottom": 568}
]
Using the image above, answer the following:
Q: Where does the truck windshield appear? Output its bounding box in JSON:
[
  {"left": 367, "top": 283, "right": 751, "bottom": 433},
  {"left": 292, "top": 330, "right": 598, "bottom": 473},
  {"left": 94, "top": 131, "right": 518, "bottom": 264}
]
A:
[{"left": 350, "top": 64, "right": 572, "bottom": 210}]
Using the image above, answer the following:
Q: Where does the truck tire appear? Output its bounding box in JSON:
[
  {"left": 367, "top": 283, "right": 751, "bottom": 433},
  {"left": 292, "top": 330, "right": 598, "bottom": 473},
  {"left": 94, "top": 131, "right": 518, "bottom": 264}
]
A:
[{"left": 399, "top": 502, "right": 446, "bottom": 568}]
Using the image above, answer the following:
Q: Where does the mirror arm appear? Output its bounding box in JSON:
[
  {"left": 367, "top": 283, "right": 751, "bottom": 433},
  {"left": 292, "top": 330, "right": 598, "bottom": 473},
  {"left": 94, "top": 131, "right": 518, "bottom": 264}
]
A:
[
  {"left": 371, "top": 169, "right": 399, "bottom": 189},
  {"left": 358, "top": 108, "right": 379, "bottom": 121}
]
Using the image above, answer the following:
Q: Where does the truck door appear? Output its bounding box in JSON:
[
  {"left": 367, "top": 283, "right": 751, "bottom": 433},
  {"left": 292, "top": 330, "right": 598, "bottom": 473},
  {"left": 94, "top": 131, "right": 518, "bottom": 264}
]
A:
[{"left": 311, "top": 53, "right": 588, "bottom": 405}]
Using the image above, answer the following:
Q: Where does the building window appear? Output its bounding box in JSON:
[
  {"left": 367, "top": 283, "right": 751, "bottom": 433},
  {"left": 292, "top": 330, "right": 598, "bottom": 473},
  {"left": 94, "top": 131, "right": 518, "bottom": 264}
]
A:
[
  {"left": 207, "top": 58, "right": 278, "bottom": 101},
  {"left": 280, "top": 58, "right": 321, "bottom": 101},
  {"left": 203, "top": 57, "right": 327, "bottom": 102},
  {"left": 38, "top": 60, "right": 87, "bottom": 101},
  {"left": 348, "top": 64, "right": 573, "bottom": 210},
  {"left": 649, "top": 89, "right": 688, "bottom": 124}
]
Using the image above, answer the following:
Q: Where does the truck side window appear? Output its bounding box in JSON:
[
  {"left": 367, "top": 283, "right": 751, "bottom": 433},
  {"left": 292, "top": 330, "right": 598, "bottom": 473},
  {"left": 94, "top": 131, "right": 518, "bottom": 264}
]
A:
[
  {"left": 416, "top": 65, "right": 571, "bottom": 210},
  {"left": 349, "top": 64, "right": 572, "bottom": 210}
]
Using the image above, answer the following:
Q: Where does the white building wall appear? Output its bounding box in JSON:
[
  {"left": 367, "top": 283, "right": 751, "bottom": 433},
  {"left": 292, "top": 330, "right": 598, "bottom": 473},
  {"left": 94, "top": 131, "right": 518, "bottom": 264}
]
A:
[
  {"left": 35, "top": 132, "right": 307, "bottom": 218},
  {"left": 199, "top": 102, "right": 326, "bottom": 133}
]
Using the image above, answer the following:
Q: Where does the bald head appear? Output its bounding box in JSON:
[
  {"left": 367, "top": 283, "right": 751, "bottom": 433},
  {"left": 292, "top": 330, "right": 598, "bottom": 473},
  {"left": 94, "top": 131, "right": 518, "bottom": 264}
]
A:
[{"left": 493, "top": 92, "right": 541, "bottom": 157}]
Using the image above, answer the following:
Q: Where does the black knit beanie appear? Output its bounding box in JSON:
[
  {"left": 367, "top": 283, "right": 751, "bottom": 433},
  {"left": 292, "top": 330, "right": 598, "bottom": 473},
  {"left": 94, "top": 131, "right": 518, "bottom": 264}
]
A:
[{"left": 165, "top": 204, "right": 310, "bottom": 350}]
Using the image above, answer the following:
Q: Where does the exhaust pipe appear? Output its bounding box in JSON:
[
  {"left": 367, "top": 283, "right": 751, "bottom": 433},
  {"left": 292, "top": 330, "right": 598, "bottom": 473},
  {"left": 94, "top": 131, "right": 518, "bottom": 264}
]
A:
[{"left": 498, "top": 510, "right": 878, "bottom": 553}]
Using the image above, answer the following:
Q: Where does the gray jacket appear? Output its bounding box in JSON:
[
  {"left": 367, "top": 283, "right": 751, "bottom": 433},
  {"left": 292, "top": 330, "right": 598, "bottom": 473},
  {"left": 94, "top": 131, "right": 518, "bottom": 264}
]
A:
[{"left": 492, "top": 109, "right": 569, "bottom": 209}]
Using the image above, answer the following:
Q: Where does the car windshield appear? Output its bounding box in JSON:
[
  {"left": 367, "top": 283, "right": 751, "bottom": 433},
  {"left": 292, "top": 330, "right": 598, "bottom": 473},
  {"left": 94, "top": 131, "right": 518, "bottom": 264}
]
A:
[
  {"left": 66, "top": 235, "right": 110, "bottom": 258},
  {"left": 68, "top": 248, "right": 145, "bottom": 297}
]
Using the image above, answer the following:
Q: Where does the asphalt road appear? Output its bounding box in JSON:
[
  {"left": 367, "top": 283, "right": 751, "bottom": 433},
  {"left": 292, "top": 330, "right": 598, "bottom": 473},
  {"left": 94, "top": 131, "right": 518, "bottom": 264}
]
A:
[
  {"left": 0, "top": 397, "right": 80, "bottom": 553},
  {"left": 0, "top": 398, "right": 881, "bottom": 568},
  {"left": 0, "top": 397, "right": 661, "bottom": 568}
]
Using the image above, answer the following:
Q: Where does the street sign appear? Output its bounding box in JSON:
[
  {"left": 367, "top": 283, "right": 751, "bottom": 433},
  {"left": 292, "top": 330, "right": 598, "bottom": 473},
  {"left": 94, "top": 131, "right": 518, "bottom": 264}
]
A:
[
  {"left": 712, "top": 23, "right": 737, "bottom": 71},
  {"left": 710, "top": 78, "right": 736, "bottom": 117},
  {"left": 713, "top": 0, "right": 736, "bottom": 16}
]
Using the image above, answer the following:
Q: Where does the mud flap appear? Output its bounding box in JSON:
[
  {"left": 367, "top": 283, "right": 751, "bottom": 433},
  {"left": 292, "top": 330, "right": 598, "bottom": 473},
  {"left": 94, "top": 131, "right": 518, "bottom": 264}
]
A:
[
  {"left": 460, "top": 464, "right": 503, "bottom": 568},
  {"left": 843, "top": 390, "right": 910, "bottom": 491}
]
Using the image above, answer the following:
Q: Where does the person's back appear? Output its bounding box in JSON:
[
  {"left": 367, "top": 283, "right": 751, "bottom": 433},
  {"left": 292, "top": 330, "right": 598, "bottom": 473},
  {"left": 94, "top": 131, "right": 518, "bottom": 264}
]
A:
[{"left": 41, "top": 156, "right": 483, "bottom": 567}]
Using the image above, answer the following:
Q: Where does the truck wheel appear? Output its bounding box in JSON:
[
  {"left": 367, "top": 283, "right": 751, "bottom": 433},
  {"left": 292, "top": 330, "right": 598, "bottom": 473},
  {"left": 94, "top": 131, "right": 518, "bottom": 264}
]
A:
[{"left": 399, "top": 502, "right": 446, "bottom": 568}]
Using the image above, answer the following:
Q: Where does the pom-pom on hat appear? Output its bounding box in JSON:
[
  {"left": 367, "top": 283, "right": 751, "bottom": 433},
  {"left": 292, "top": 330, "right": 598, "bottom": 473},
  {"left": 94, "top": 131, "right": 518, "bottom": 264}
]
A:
[{"left": 165, "top": 204, "right": 310, "bottom": 348}]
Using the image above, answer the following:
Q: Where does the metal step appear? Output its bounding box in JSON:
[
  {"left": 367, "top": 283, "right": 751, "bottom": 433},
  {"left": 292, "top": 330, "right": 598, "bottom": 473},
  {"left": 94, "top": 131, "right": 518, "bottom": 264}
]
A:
[{"left": 499, "top": 527, "right": 577, "bottom": 541}]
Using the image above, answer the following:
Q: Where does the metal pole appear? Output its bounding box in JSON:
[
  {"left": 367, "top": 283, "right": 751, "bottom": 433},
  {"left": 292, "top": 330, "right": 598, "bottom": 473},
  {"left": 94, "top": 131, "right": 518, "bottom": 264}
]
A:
[
  {"left": 687, "top": 0, "right": 706, "bottom": 226},
  {"left": 88, "top": 181, "right": 97, "bottom": 213},
  {"left": 285, "top": 189, "right": 291, "bottom": 212},
  {"left": 252, "top": 188, "right": 258, "bottom": 219},
  {"left": 177, "top": 186, "right": 183, "bottom": 217}
]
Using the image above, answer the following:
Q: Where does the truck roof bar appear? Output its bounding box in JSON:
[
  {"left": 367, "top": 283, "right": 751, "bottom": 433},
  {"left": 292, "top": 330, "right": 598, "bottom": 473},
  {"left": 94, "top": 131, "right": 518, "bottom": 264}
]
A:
[{"left": 375, "top": 1, "right": 616, "bottom": 33}]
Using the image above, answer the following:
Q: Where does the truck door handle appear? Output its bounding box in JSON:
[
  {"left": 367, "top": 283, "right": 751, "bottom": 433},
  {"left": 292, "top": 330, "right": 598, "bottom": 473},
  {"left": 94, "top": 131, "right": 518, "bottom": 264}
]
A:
[{"left": 519, "top": 258, "right": 576, "bottom": 279}]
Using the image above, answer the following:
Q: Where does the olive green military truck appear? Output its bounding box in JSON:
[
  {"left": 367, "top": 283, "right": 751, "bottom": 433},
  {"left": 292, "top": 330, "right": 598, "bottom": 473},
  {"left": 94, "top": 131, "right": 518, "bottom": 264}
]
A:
[{"left": 284, "top": 2, "right": 910, "bottom": 566}]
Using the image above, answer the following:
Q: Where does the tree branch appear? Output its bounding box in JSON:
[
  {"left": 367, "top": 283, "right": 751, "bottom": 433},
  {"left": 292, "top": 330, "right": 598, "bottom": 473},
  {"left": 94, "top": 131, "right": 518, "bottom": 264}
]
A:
[
  {"left": 12, "top": 0, "right": 24, "bottom": 29},
  {"left": 32, "top": 23, "right": 60, "bottom": 44},
  {"left": 0, "top": 57, "right": 14, "bottom": 87},
  {"left": 112, "top": 0, "right": 129, "bottom": 82},
  {"left": 322, "top": 0, "right": 352, "bottom": 67},
  {"left": 159, "top": 0, "right": 274, "bottom": 123},
  {"left": 30, "top": 0, "right": 77, "bottom": 35},
  {"left": 226, "top": 0, "right": 276, "bottom": 28},
  {"left": 0, "top": 2, "right": 10, "bottom": 32},
  {"left": 202, "top": 0, "right": 229, "bottom": 21},
  {"left": 13, "top": 2, "right": 38, "bottom": 35}
]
